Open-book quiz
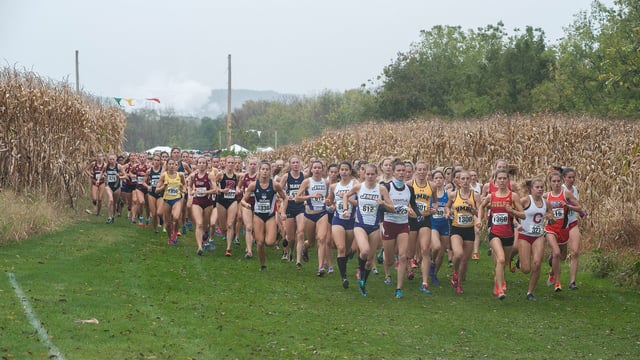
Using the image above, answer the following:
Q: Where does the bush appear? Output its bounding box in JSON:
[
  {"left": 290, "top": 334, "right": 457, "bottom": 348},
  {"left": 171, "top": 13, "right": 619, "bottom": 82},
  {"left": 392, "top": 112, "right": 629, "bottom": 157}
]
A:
[{"left": 585, "top": 247, "right": 618, "bottom": 278}]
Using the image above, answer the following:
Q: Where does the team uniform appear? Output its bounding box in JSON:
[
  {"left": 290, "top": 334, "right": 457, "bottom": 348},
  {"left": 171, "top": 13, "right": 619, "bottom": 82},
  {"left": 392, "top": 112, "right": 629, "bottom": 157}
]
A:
[
  {"left": 285, "top": 172, "right": 305, "bottom": 218},
  {"left": 192, "top": 171, "right": 214, "bottom": 209},
  {"left": 545, "top": 191, "right": 570, "bottom": 244},
  {"left": 105, "top": 164, "right": 121, "bottom": 192},
  {"left": 162, "top": 172, "right": 183, "bottom": 206},
  {"left": 92, "top": 162, "right": 106, "bottom": 186},
  {"left": 241, "top": 173, "right": 257, "bottom": 209},
  {"left": 431, "top": 190, "right": 450, "bottom": 236},
  {"left": 148, "top": 167, "right": 163, "bottom": 199},
  {"left": 304, "top": 177, "right": 328, "bottom": 222},
  {"left": 133, "top": 164, "right": 149, "bottom": 194},
  {"left": 562, "top": 184, "right": 580, "bottom": 232},
  {"left": 354, "top": 183, "right": 382, "bottom": 235},
  {"left": 518, "top": 195, "right": 547, "bottom": 244},
  {"left": 332, "top": 180, "right": 356, "bottom": 230},
  {"left": 253, "top": 179, "right": 278, "bottom": 222},
  {"left": 217, "top": 172, "right": 238, "bottom": 209},
  {"left": 409, "top": 179, "right": 433, "bottom": 231},
  {"left": 121, "top": 163, "right": 135, "bottom": 193},
  {"left": 488, "top": 191, "right": 516, "bottom": 247},
  {"left": 380, "top": 181, "right": 413, "bottom": 241},
  {"left": 450, "top": 191, "right": 477, "bottom": 240}
]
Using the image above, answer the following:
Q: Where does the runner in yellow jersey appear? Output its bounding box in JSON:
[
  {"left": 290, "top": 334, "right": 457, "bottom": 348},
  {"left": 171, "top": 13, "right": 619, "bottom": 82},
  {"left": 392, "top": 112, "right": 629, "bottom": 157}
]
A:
[{"left": 155, "top": 158, "right": 186, "bottom": 245}]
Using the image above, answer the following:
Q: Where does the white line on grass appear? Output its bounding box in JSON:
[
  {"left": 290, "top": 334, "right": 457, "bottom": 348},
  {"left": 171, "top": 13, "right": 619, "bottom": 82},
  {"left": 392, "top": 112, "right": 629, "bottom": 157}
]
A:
[{"left": 7, "top": 272, "right": 65, "bottom": 360}]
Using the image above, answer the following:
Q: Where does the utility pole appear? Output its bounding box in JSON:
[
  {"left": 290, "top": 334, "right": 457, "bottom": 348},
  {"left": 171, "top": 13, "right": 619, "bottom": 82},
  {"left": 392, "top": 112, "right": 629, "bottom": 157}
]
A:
[
  {"left": 75, "top": 50, "right": 80, "bottom": 93},
  {"left": 226, "top": 54, "right": 232, "bottom": 148}
]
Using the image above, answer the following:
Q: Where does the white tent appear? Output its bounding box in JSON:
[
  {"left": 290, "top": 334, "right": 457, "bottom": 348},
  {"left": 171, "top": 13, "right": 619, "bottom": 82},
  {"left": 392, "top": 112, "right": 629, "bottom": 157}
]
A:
[
  {"left": 146, "top": 145, "right": 172, "bottom": 154},
  {"left": 256, "top": 146, "right": 274, "bottom": 153},
  {"left": 226, "top": 144, "right": 249, "bottom": 153}
]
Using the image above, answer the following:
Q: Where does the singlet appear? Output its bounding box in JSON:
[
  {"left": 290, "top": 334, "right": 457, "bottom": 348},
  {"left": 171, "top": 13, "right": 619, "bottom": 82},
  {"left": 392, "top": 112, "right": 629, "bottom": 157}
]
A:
[
  {"left": 451, "top": 190, "right": 476, "bottom": 228},
  {"left": 149, "top": 167, "right": 162, "bottom": 193},
  {"left": 489, "top": 191, "right": 515, "bottom": 237},
  {"left": 162, "top": 172, "right": 182, "bottom": 201},
  {"left": 546, "top": 191, "right": 569, "bottom": 230},
  {"left": 305, "top": 177, "right": 327, "bottom": 212},
  {"left": 285, "top": 172, "right": 304, "bottom": 207},
  {"left": 218, "top": 172, "right": 238, "bottom": 201},
  {"left": 412, "top": 179, "right": 433, "bottom": 217},
  {"left": 519, "top": 195, "right": 546, "bottom": 238},
  {"left": 430, "top": 188, "right": 449, "bottom": 223},
  {"left": 383, "top": 181, "right": 411, "bottom": 224},
  {"left": 241, "top": 173, "right": 257, "bottom": 204},
  {"left": 562, "top": 184, "right": 579, "bottom": 224},
  {"left": 193, "top": 171, "right": 211, "bottom": 198},
  {"left": 253, "top": 179, "right": 277, "bottom": 216},
  {"left": 356, "top": 183, "right": 381, "bottom": 226},
  {"left": 105, "top": 164, "right": 119, "bottom": 186},
  {"left": 333, "top": 180, "right": 355, "bottom": 220},
  {"left": 133, "top": 164, "right": 148, "bottom": 186},
  {"left": 471, "top": 182, "right": 482, "bottom": 194},
  {"left": 93, "top": 162, "right": 105, "bottom": 183}
]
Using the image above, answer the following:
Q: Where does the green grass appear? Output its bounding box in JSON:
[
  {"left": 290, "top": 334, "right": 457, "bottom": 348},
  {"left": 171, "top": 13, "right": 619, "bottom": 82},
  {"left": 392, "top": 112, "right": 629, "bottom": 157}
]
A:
[{"left": 1, "top": 215, "right": 639, "bottom": 359}]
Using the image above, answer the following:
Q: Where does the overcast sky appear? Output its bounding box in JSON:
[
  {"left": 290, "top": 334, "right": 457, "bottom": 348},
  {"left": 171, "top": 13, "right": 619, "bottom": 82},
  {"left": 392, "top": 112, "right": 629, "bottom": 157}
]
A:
[{"left": 1, "top": 0, "right": 614, "bottom": 114}]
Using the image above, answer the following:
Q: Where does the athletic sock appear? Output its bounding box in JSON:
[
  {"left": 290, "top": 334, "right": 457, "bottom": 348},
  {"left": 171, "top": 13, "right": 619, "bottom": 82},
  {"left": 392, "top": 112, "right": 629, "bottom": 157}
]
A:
[{"left": 337, "top": 257, "right": 347, "bottom": 279}]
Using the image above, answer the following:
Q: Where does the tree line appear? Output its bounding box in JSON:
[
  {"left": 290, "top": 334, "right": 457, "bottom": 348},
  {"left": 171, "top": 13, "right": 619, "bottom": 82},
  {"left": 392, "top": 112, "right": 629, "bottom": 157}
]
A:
[{"left": 125, "top": 0, "right": 638, "bottom": 152}]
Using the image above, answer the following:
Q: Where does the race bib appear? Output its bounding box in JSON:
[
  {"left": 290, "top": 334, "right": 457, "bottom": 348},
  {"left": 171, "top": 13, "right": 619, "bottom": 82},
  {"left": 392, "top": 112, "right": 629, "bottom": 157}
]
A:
[
  {"left": 553, "top": 208, "right": 565, "bottom": 219},
  {"left": 530, "top": 224, "right": 543, "bottom": 235},
  {"left": 224, "top": 190, "right": 236, "bottom": 199},
  {"left": 107, "top": 174, "right": 117, "bottom": 183},
  {"left": 151, "top": 179, "right": 159, "bottom": 187},
  {"left": 432, "top": 207, "right": 445, "bottom": 219},
  {"left": 289, "top": 190, "right": 298, "bottom": 199},
  {"left": 95, "top": 173, "right": 102, "bottom": 180},
  {"left": 195, "top": 187, "right": 207, "bottom": 197},
  {"left": 395, "top": 205, "right": 409, "bottom": 215},
  {"left": 137, "top": 176, "right": 145, "bottom": 184},
  {"left": 167, "top": 186, "right": 179, "bottom": 196},
  {"left": 492, "top": 212, "right": 509, "bottom": 225},
  {"left": 457, "top": 214, "right": 473, "bottom": 225},
  {"left": 416, "top": 202, "right": 428, "bottom": 214},
  {"left": 255, "top": 201, "right": 270, "bottom": 213},
  {"left": 361, "top": 204, "right": 377, "bottom": 214}
]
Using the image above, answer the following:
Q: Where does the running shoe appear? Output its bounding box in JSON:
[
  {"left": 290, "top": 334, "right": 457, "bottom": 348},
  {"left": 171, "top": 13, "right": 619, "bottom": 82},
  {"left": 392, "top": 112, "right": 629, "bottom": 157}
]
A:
[
  {"left": 546, "top": 273, "right": 555, "bottom": 287},
  {"left": 167, "top": 236, "right": 173, "bottom": 245},
  {"left": 145, "top": 218, "right": 150, "bottom": 228},
  {"left": 384, "top": 276, "right": 392, "bottom": 285},
  {"left": 431, "top": 273, "right": 440, "bottom": 286},
  {"left": 376, "top": 248, "right": 384, "bottom": 264},
  {"left": 233, "top": 237, "right": 240, "bottom": 246},
  {"left": 455, "top": 282, "right": 464, "bottom": 294},
  {"left": 407, "top": 269, "right": 415, "bottom": 280},
  {"left": 302, "top": 246, "right": 309, "bottom": 262},
  {"left": 162, "top": 228, "right": 167, "bottom": 233},
  {"left": 569, "top": 281, "right": 578, "bottom": 290},
  {"left": 186, "top": 220, "right": 193, "bottom": 231},
  {"left": 177, "top": 231, "right": 182, "bottom": 236},
  {"left": 172, "top": 232, "right": 178, "bottom": 245},
  {"left": 526, "top": 292, "right": 536, "bottom": 301},
  {"left": 497, "top": 291, "right": 506, "bottom": 300},
  {"left": 328, "top": 266, "right": 334, "bottom": 274},
  {"left": 451, "top": 272, "right": 459, "bottom": 289},
  {"left": 296, "top": 262, "right": 303, "bottom": 270},
  {"left": 317, "top": 267, "right": 326, "bottom": 277},
  {"left": 209, "top": 239, "right": 216, "bottom": 251},
  {"left": 447, "top": 260, "right": 453, "bottom": 267},
  {"left": 138, "top": 220, "right": 144, "bottom": 226},
  {"left": 260, "top": 265, "right": 267, "bottom": 272},
  {"left": 215, "top": 227, "right": 223, "bottom": 236},
  {"left": 181, "top": 224, "right": 187, "bottom": 235},
  {"left": 472, "top": 252, "right": 479, "bottom": 261},
  {"left": 342, "top": 278, "right": 349, "bottom": 289},
  {"left": 372, "top": 267, "right": 379, "bottom": 275},
  {"left": 281, "top": 251, "right": 289, "bottom": 260},
  {"left": 197, "top": 249, "right": 204, "bottom": 256},
  {"left": 225, "top": 249, "right": 232, "bottom": 257},
  {"left": 420, "top": 283, "right": 430, "bottom": 295},
  {"left": 106, "top": 217, "right": 112, "bottom": 224},
  {"left": 85, "top": 209, "right": 92, "bottom": 214},
  {"left": 493, "top": 281, "right": 500, "bottom": 296},
  {"left": 203, "top": 241, "right": 209, "bottom": 252},
  {"left": 410, "top": 259, "right": 419, "bottom": 268},
  {"left": 554, "top": 282, "right": 562, "bottom": 292},
  {"left": 395, "top": 289, "right": 403, "bottom": 299},
  {"left": 244, "top": 252, "right": 253, "bottom": 259},
  {"left": 358, "top": 280, "right": 367, "bottom": 297}
]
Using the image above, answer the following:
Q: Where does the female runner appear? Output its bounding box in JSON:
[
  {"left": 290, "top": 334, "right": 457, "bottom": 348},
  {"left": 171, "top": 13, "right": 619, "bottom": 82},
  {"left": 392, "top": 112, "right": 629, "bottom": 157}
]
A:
[
  {"left": 155, "top": 159, "right": 186, "bottom": 244},
  {"left": 216, "top": 155, "right": 240, "bottom": 257},
  {"left": 429, "top": 169, "right": 450, "bottom": 286},
  {"left": 102, "top": 153, "right": 126, "bottom": 223},
  {"left": 83, "top": 151, "right": 106, "bottom": 216},
  {"left": 560, "top": 167, "right": 583, "bottom": 289},
  {"left": 144, "top": 154, "right": 164, "bottom": 233},
  {"left": 240, "top": 161, "right": 288, "bottom": 270},
  {"left": 187, "top": 157, "right": 217, "bottom": 255},
  {"left": 280, "top": 156, "right": 306, "bottom": 268}
]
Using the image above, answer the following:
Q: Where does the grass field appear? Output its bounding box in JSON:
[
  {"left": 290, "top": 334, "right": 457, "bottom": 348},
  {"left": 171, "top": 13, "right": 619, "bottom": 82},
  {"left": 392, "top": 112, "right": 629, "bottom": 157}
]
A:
[{"left": 1, "top": 214, "right": 639, "bottom": 359}]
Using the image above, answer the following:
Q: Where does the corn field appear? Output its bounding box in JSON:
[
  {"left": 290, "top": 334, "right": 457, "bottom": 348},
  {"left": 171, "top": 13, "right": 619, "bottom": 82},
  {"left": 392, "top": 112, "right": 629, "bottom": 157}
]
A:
[
  {"left": 0, "top": 67, "right": 126, "bottom": 208},
  {"left": 269, "top": 115, "right": 640, "bottom": 251}
]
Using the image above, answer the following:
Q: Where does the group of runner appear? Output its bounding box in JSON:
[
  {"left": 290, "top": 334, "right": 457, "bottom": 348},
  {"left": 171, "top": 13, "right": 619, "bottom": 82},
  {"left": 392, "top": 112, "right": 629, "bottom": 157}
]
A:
[{"left": 84, "top": 152, "right": 583, "bottom": 301}]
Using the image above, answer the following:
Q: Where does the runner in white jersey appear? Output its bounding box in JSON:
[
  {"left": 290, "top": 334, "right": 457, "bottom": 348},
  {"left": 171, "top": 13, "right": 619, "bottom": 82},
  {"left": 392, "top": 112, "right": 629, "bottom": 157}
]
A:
[
  {"left": 295, "top": 160, "right": 330, "bottom": 276},
  {"left": 517, "top": 178, "right": 554, "bottom": 301},
  {"left": 559, "top": 166, "right": 582, "bottom": 290},
  {"left": 341, "top": 163, "right": 394, "bottom": 297},
  {"left": 380, "top": 160, "right": 420, "bottom": 299},
  {"left": 325, "top": 161, "right": 357, "bottom": 289}
]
